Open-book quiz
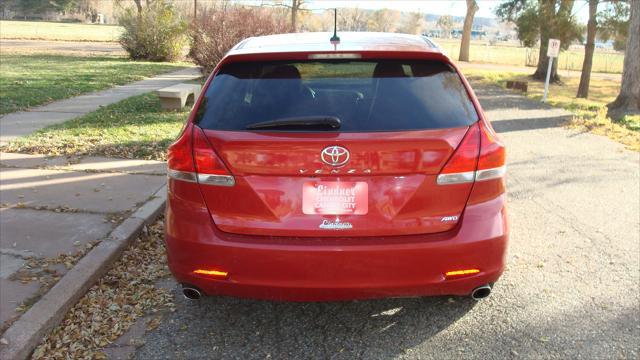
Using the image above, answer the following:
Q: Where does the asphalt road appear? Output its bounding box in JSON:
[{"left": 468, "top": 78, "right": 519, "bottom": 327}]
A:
[{"left": 135, "top": 83, "right": 639, "bottom": 359}]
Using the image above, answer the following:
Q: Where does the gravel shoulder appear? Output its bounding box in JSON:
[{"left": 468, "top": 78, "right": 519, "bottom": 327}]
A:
[{"left": 132, "top": 82, "right": 639, "bottom": 359}]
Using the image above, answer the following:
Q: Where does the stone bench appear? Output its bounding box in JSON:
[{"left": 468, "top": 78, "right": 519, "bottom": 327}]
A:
[{"left": 156, "top": 83, "right": 201, "bottom": 110}]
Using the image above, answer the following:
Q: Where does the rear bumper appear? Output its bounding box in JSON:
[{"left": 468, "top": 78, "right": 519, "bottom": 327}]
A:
[{"left": 165, "top": 181, "right": 508, "bottom": 302}]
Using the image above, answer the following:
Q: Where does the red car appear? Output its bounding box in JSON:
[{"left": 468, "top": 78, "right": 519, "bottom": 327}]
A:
[{"left": 165, "top": 32, "right": 508, "bottom": 302}]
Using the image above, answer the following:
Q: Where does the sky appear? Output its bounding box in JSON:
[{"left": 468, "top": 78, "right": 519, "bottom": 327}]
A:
[
  {"left": 303, "top": 0, "right": 499, "bottom": 19},
  {"left": 238, "top": 0, "right": 593, "bottom": 24}
]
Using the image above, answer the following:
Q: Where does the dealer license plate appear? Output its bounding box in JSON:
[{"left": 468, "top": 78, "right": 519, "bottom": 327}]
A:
[{"left": 302, "top": 181, "right": 368, "bottom": 215}]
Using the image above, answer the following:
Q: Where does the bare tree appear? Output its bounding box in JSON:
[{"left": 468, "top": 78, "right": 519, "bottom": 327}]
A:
[
  {"left": 458, "top": 0, "right": 478, "bottom": 62},
  {"left": 368, "top": 9, "right": 399, "bottom": 32},
  {"left": 400, "top": 12, "right": 424, "bottom": 34},
  {"left": 436, "top": 15, "right": 453, "bottom": 38},
  {"left": 132, "top": 0, "right": 142, "bottom": 14},
  {"left": 190, "top": 2, "right": 290, "bottom": 74},
  {"left": 338, "top": 7, "right": 368, "bottom": 31},
  {"left": 280, "top": 0, "right": 304, "bottom": 32},
  {"left": 577, "top": 0, "right": 598, "bottom": 98},
  {"left": 607, "top": 0, "right": 639, "bottom": 119},
  {"left": 114, "top": 0, "right": 153, "bottom": 16}
]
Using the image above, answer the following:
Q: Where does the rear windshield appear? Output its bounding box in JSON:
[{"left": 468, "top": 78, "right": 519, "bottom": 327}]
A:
[{"left": 195, "top": 60, "right": 478, "bottom": 132}]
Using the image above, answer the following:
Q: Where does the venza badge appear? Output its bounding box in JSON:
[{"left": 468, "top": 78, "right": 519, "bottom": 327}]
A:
[{"left": 321, "top": 146, "right": 350, "bottom": 167}]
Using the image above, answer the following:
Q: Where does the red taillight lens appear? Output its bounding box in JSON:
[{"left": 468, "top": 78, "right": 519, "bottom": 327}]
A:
[
  {"left": 167, "top": 125, "right": 195, "bottom": 173},
  {"left": 167, "top": 125, "right": 198, "bottom": 182},
  {"left": 477, "top": 122, "right": 505, "bottom": 170},
  {"left": 192, "top": 126, "right": 235, "bottom": 186},
  {"left": 192, "top": 126, "right": 230, "bottom": 176},
  {"left": 167, "top": 125, "right": 235, "bottom": 186},
  {"left": 437, "top": 125, "right": 480, "bottom": 184},
  {"left": 475, "top": 121, "right": 506, "bottom": 181},
  {"left": 437, "top": 121, "right": 505, "bottom": 185}
]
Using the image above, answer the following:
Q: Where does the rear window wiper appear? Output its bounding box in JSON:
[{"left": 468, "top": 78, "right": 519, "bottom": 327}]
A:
[{"left": 245, "top": 116, "right": 341, "bottom": 130}]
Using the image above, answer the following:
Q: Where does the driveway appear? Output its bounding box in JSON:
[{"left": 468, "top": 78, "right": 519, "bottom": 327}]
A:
[{"left": 133, "top": 83, "right": 639, "bottom": 359}]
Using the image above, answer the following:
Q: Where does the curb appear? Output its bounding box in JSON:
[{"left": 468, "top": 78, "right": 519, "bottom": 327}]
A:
[{"left": 0, "top": 185, "right": 167, "bottom": 360}]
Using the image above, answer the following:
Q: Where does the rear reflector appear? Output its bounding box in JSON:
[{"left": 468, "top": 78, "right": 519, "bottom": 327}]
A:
[
  {"left": 193, "top": 269, "right": 229, "bottom": 279},
  {"left": 445, "top": 269, "right": 480, "bottom": 277}
]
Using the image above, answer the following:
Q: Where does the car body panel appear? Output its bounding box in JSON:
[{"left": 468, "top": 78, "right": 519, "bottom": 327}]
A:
[
  {"left": 199, "top": 126, "right": 474, "bottom": 236},
  {"left": 165, "top": 178, "right": 508, "bottom": 301}
]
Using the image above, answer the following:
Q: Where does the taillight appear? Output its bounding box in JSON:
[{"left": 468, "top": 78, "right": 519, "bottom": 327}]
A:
[
  {"left": 437, "top": 121, "right": 505, "bottom": 185},
  {"left": 167, "top": 125, "right": 197, "bottom": 183},
  {"left": 475, "top": 122, "right": 506, "bottom": 181},
  {"left": 437, "top": 124, "right": 480, "bottom": 185},
  {"left": 192, "top": 126, "right": 235, "bottom": 186},
  {"left": 167, "top": 125, "right": 235, "bottom": 186}
]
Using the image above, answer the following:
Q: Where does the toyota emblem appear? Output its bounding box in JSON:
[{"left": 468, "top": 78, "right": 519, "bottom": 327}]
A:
[{"left": 321, "top": 146, "right": 350, "bottom": 167}]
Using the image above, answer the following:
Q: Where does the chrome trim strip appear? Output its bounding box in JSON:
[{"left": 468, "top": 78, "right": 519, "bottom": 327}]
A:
[
  {"left": 436, "top": 171, "right": 475, "bottom": 185},
  {"left": 197, "top": 174, "right": 235, "bottom": 187},
  {"left": 167, "top": 169, "right": 197, "bottom": 183},
  {"left": 475, "top": 166, "right": 506, "bottom": 182}
]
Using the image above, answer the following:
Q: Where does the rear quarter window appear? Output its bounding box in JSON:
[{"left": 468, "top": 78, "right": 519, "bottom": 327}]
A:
[{"left": 196, "top": 59, "right": 478, "bottom": 132}]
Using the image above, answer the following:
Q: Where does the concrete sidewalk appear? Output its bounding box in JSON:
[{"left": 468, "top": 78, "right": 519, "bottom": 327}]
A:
[
  {"left": 0, "top": 152, "right": 167, "bottom": 331},
  {"left": 0, "top": 67, "right": 201, "bottom": 145},
  {"left": 0, "top": 62, "right": 198, "bottom": 357}
]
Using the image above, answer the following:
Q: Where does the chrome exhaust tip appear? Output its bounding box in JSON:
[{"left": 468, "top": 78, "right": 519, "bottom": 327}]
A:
[
  {"left": 182, "top": 285, "right": 202, "bottom": 300},
  {"left": 471, "top": 284, "right": 492, "bottom": 300}
]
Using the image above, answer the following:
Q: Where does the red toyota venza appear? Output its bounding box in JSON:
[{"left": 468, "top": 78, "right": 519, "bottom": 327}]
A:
[{"left": 165, "top": 32, "right": 508, "bottom": 302}]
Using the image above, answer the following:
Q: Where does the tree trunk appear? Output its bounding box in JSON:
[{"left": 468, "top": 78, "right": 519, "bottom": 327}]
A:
[
  {"left": 458, "top": 0, "right": 478, "bottom": 62},
  {"left": 533, "top": 37, "right": 559, "bottom": 81},
  {"left": 607, "top": 0, "right": 640, "bottom": 120},
  {"left": 532, "top": 0, "right": 554, "bottom": 80},
  {"left": 291, "top": 0, "right": 299, "bottom": 32},
  {"left": 577, "top": 0, "right": 598, "bottom": 98},
  {"left": 133, "top": 0, "right": 143, "bottom": 15}
]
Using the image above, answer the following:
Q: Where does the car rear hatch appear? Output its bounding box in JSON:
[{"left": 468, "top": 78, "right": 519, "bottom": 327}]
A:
[{"left": 188, "top": 58, "right": 484, "bottom": 237}]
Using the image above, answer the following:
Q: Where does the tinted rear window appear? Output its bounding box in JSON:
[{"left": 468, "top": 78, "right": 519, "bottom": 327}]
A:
[{"left": 196, "top": 60, "right": 478, "bottom": 132}]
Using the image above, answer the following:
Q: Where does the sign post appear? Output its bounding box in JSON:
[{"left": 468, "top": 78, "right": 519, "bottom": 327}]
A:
[{"left": 543, "top": 38, "right": 561, "bottom": 102}]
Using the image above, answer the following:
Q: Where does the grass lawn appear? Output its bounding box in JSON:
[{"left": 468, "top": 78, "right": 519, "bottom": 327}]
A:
[
  {"left": 463, "top": 68, "right": 639, "bottom": 151},
  {"left": 437, "top": 39, "right": 623, "bottom": 74},
  {"left": 0, "top": 20, "right": 123, "bottom": 42},
  {"left": 0, "top": 53, "right": 187, "bottom": 114},
  {"left": 2, "top": 93, "right": 189, "bottom": 160}
]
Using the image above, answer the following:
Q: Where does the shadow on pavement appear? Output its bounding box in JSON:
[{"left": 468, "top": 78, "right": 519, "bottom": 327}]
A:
[
  {"left": 491, "top": 114, "right": 571, "bottom": 133},
  {"left": 136, "top": 290, "right": 477, "bottom": 359},
  {"left": 471, "top": 83, "right": 554, "bottom": 111}
]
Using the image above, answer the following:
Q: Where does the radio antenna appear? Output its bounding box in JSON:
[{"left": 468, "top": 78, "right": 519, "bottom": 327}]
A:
[{"left": 330, "top": 8, "right": 340, "bottom": 44}]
